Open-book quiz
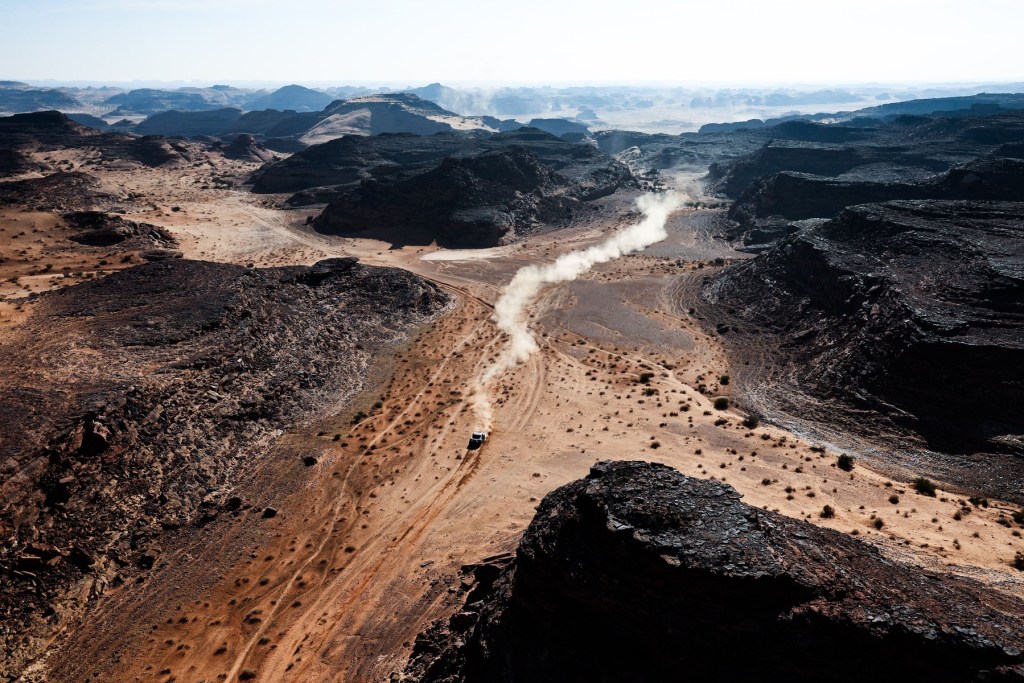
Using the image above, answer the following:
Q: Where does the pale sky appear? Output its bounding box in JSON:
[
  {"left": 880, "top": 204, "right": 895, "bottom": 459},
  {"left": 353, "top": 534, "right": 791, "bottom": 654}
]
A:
[{"left": 2, "top": 0, "right": 1022, "bottom": 86}]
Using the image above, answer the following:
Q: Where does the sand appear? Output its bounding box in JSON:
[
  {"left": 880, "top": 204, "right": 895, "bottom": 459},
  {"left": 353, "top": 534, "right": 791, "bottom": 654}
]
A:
[{"left": 14, "top": 160, "right": 1022, "bottom": 682}]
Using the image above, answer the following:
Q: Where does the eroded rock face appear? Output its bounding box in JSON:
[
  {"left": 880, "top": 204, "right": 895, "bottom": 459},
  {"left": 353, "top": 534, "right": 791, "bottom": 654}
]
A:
[
  {"left": 706, "top": 111, "right": 1024, "bottom": 248},
  {"left": 702, "top": 200, "right": 1024, "bottom": 492},
  {"left": 0, "top": 257, "right": 447, "bottom": 678},
  {"left": 222, "top": 133, "right": 275, "bottom": 162},
  {"left": 405, "top": 461, "right": 1024, "bottom": 682},
  {"left": 304, "top": 128, "right": 635, "bottom": 247},
  {"left": 315, "top": 146, "right": 593, "bottom": 247},
  {"left": 62, "top": 210, "right": 177, "bottom": 247}
]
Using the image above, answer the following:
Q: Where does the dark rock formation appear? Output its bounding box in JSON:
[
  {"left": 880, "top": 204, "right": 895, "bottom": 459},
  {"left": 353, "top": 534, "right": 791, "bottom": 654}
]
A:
[
  {"left": 134, "top": 107, "right": 244, "bottom": 138},
  {"left": 315, "top": 146, "right": 572, "bottom": 247},
  {"left": 524, "top": 118, "right": 589, "bottom": 138},
  {"left": 309, "top": 129, "right": 635, "bottom": 247},
  {"left": 0, "top": 111, "right": 209, "bottom": 167},
  {"left": 702, "top": 200, "right": 1024, "bottom": 497},
  {"left": 705, "top": 112, "right": 1024, "bottom": 247},
  {"left": 62, "top": 211, "right": 177, "bottom": 247},
  {"left": 725, "top": 153, "right": 1024, "bottom": 247},
  {"left": 0, "top": 110, "right": 101, "bottom": 148},
  {"left": 0, "top": 148, "right": 46, "bottom": 177},
  {"left": 0, "top": 171, "right": 118, "bottom": 211},
  {"left": 222, "top": 133, "right": 275, "bottom": 162},
  {"left": 250, "top": 131, "right": 475, "bottom": 194},
  {"left": 406, "top": 461, "right": 1024, "bottom": 682},
  {"left": 0, "top": 257, "right": 447, "bottom": 677}
]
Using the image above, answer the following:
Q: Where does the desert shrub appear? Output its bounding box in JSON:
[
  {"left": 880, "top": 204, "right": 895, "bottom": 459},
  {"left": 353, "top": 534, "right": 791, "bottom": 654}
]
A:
[
  {"left": 742, "top": 414, "right": 760, "bottom": 429},
  {"left": 719, "top": 374, "right": 730, "bottom": 385},
  {"left": 1011, "top": 509, "right": 1024, "bottom": 525},
  {"left": 819, "top": 505, "right": 835, "bottom": 519},
  {"left": 836, "top": 454, "right": 854, "bottom": 472},
  {"left": 888, "top": 494, "right": 899, "bottom": 504},
  {"left": 638, "top": 372, "right": 655, "bottom": 384},
  {"left": 969, "top": 496, "right": 989, "bottom": 508},
  {"left": 1013, "top": 551, "right": 1024, "bottom": 571},
  {"left": 914, "top": 477, "right": 937, "bottom": 497},
  {"left": 873, "top": 518, "right": 884, "bottom": 530},
  {"left": 713, "top": 397, "right": 729, "bottom": 410},
  {"left": 351, "top": 410, "right": 367, "bottom": 424},
  {"left": 649, "top": 441, "right": 661, "bottom": 449}
]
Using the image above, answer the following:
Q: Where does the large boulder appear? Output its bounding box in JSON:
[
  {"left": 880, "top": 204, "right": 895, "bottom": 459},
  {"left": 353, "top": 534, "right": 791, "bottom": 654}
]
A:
[{"left": 406, "top": 461, "right": 1024, "bottom": 682}]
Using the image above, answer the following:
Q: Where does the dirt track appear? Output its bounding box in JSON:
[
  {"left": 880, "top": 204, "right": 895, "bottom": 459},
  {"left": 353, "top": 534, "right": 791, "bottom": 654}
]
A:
[{"left": 28, "top": 165, "right": 1024, "bottom": 682}]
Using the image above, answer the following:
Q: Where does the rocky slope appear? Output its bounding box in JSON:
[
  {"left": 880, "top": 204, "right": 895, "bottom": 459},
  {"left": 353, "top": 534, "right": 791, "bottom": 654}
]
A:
[
  {"left": 701, "top": 199, "right": 1024, "bottom": 499},
  {"left": 708, "top": 112, "right": 1024, "bottom": 247},
  {"left": 221, "top": 133, "right": 276, "bottom": 162},
  {"left": 406, "top": 461, "right": 1024, "bottom": 682},
  {"left": 0, "top": 110, "right": 210, "bottom": 167},
  {"left": 309, "top": 128, "right": 635, "bottom": 247},
  {"left": 250, "top": 131, "right": 474, "bottom": 195},
  {"left": 314, "top": 147, "right": 571, "bottom": 247},
  {"left": 0, "top": 257, "right": 447, "bottom": 677}
]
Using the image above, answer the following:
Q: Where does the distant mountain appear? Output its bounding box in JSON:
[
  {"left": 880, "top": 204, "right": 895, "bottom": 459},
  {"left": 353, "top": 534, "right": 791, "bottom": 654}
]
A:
[
  {"left": 697, "top": 93, "right": 1024, "bottom": 134},
  {"left": 129, "top": 93, "right": 523, "bottom": 145},
  {"left": 298, "top": 93, "right": 512, "bottom": 144},
  {"left": 103, "top": 87, "right": 253, "bottom": 115},
  {"left": 838, "top": 92, "right": 1024, "bottom": 119},
  {"left": 134, "top": 108, "right": 244, "bottom": 137},
  {"left": 244, "top": 84, "right": 334, "bottom": 113},
  {"left": 66, "top": 113, "right": 110, "bottom": 130},
  {"left": 0, "top": 82, "right": 81, "bottom": 113}
]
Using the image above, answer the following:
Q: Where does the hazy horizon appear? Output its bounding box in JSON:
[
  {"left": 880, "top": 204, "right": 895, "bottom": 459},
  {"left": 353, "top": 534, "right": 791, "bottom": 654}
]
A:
[{"left": 3, "top": 0, "right": 1022, "bottom": 84}]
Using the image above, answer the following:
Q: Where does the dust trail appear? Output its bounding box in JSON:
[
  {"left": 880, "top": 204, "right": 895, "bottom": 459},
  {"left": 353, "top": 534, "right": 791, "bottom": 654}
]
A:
[{"left": 469, "top": 192, "right": 684, "bottom": 428}]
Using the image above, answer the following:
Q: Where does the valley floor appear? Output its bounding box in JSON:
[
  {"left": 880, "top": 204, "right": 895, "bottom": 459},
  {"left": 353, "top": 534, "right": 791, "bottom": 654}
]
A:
[{"left": 7, "top": 162, "right": 1023, "bottom": 682}]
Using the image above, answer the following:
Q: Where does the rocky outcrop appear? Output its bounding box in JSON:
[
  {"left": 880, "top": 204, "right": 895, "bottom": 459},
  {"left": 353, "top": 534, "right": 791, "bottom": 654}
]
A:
[
  {"left": 315, "top": 147, "right": 573, "bottom": 247},
  {"left": 702, "top": 200, "right": 1024, "bottom": 497},
  {"left": 0, "top": 148, "right": 46, "bottom": 177},
  {"left": 62, "top": 210, "right": 177, "bottom": 247},
  {"left": 406, "top": 461, "right": 1024, "bottom": 682},
  {"left": 310, "top": 129, "right": 635, "bottom": 247},
  {"left": 0, "top": 172, "right": 118, "bottom": 211},
  {"left": 0, "top": 111, "right": 210, "bottom": 167},
  {"left": 222, "top": 133, "right": 275, "bottom": 162},
  {"left": 250, "top": 132, "right": 474, "bottom": 194},
  {"left": 0, "top": 110, "right": 101, "bottom": 148},
  {"left": 725, "top": 153, "right": 1024, "bottom": 247},
  {"left": 134, "top": 107, "right": 244, "bottom": 138},
  {"left": 0, "top": 257, "right": 448, "bottom": 677},
  {"left": 706, "top": 112, "right": 1024, "bottom": 247}
]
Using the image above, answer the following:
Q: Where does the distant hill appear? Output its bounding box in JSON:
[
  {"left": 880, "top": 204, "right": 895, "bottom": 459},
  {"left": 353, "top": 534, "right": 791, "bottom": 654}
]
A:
[
  {"left": 697, "top": 93, "right": 1024, "bottom": 134},
  {"left": 298, "top": 93, "right": 510, "bottom": 144},
  {"left": 134, "top": 108, "right": 244, "bottom": 137},
  {"left": 244, "top": 84, "right": 333, "bottom": 113},
  {"left": 103, "top": 87, "right": 252, "bottom": 115},
  {"left": 130, "top": 93, "right": 524, "bottom": 145},
  {"left": 0, "top": 82, "right": 81, "bottom": 113}
]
